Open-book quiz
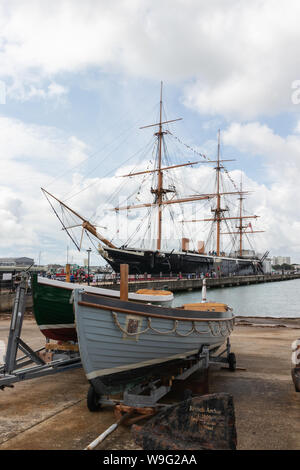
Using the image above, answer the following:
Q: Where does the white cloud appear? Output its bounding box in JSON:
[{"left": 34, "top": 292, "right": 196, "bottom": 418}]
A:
[
  {"left": 6, "top": 80, "right": 69, "bottom": 102},
  {"left": 0, "top": 0, "right": 299, "bottom": 117},
  {"left": 1, "top": 113, "right": 300, "bottom": 263},
  {"left": 0, "top": 116, "right": 91, "bottom": 260},
  {"left": 222, "top": 121, "right": 300, "bottom": 259},
  {"left": 67, "top": 136, "right": 89, "bottom": 166},
  {"left": 1, "top": 1, "right": 300, "bottom": 263},
  {"left": 0, "top": 115, "right": 88, "bottom": 165},
  {"left": 47, "top": 82, "right": 68, "bottom": 97},
  {"left": 223, "top": 122, "right": 300, "bottom": 183},
  {"left": 294, "top": 120, "right": 300, "bottom": 134}
]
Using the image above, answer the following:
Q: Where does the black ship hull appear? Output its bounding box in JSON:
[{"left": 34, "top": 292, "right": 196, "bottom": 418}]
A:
[{"left": 100, "top": 246, "right": 262, "bottom": 276}]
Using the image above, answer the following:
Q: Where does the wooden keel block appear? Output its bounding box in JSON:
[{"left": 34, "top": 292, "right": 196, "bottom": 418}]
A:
[
  {"left": 114, "top": 404, "right": 157, "bottom": 426},
  {"left": 45, "top": 342, "right": 79, "bottom": 352},
  {"left": 38, "top": 351, "right": 54, "bottom": 363}
]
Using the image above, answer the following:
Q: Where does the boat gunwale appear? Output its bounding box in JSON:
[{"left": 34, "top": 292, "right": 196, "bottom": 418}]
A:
[
  {"left": 77, "top": 299, "right": 235, "bottom": 323},
  {"left": 36, "top": 276, "right": 174, "bottom": 302}
]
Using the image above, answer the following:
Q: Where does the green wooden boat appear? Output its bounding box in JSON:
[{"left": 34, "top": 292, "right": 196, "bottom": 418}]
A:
[{"left": 31, "top": 275, "right": 173, "bottom": 342}]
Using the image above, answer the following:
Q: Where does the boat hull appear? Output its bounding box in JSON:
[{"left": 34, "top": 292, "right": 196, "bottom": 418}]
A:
[
  {"left": 74, "top": 291, "right": 234, "bottom": 395},
  {"left": 101, "top": 246, "right": 261, "bottom": 276},
  {"left": 31, "top": 275, "right": 174, "bottom": 342},
  {"left": 32, "top": 275, "right": 77, "bottom": 342}
]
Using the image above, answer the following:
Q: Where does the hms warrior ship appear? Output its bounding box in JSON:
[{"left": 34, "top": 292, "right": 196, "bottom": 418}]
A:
[{"left": 42, "top": 83, "right": 267, "bottom": 276}]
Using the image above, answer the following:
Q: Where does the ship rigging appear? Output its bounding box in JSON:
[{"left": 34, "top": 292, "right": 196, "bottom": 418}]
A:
[{"left": 42, "top": 82, "right": 266, "bottom": 276}]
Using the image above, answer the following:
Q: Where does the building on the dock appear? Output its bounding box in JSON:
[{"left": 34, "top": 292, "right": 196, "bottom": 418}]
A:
[
  {"left": 262, "top": 258, "right": 272, "bottom": 274},
  {"left": 272, "top": 256, "right": 291, "bottom": 265},
  {"left": 0, "top": 257, "right": 34, "bottom": 266},
  {"left": 292, "top": 264, "right": 300, "bottom": 270}
]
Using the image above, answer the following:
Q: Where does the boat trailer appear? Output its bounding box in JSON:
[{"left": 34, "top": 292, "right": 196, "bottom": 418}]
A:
[
  {"left": 0, "top": 273, "right": 81, "bottom": 391},
  {"left": 87, "top": 337, "right": 236, "bottom": 413},
  {"left": 85, "top": 346, "right": 237, "bottom": 450}
]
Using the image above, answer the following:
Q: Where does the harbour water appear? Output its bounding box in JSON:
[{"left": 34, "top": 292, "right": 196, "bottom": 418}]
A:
[{"left": 173, "top": 278, "right": 300, "bottom": 318}]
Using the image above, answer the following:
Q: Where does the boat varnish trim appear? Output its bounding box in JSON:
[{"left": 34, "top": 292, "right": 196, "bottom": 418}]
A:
[
  {"left": 86, "top": 347, "right": 223, "bottom": 380},
  {"left": 77, "top": 300, "right": 235, "bottom": 323}
]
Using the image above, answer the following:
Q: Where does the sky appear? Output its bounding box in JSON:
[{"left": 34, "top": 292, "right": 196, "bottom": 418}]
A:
[{"left": 1, "top": 0, "right": 300, "bottom": 266}]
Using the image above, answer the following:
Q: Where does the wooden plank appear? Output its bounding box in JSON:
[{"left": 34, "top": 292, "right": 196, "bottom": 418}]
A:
[{"left": 120, "top": 264, "right": 128, "bottom": 301}]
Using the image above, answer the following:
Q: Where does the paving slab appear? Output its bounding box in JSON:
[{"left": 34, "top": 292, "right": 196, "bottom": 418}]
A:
[{"left": 0, "top": 316, "right": 299, "bottom": 450}]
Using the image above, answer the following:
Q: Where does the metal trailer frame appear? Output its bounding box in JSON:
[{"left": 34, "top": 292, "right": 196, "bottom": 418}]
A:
[
  {"left": 87, "top": 340, "right": 236, "bottom": 411},
  {"left": 84, "top": 343, "right": 237, "bottom": 448},
  {"left": 0, "top": 273, "right": 81, "bottom": 390}
]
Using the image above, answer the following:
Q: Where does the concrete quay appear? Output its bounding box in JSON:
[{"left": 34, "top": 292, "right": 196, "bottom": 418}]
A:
[
  {"left": 0, "top": 273, "right": 299, "bottom": 313},
  {"left": 97, "top": 272, "right": 300, "bottom": 293},
  {"left": 0, "top": 316, "right": 299, "bottom": 450}
]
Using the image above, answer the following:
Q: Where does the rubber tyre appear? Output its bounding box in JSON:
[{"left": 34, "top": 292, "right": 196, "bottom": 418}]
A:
[
  {"left": 87, "top": 385, "right": 102, "bottom": 412},
  {"left": 228, "top": 352, "right": 236, "bottom": 372}
]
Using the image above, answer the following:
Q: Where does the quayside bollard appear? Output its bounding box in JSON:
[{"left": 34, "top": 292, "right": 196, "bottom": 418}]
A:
[{"left": 201, "top": 278, "right": 207, "bottom": 303}]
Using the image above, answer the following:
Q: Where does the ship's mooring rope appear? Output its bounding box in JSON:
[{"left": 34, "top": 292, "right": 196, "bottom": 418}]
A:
[{"left": 112, "top": 312, "right": 234, "bottom": 338}]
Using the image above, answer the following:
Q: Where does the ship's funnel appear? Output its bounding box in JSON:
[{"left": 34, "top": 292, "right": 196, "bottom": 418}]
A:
[
  {"left": 197, "top": 241, "right": 205, "bottom": 254},
  {"left": 182, "top": 238, "right": 189, "bottom": 251}
]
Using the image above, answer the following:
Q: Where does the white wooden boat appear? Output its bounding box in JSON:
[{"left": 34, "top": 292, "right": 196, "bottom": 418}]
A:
[{"left": 73, "top": 287, "right": 235, "bottom": 402}]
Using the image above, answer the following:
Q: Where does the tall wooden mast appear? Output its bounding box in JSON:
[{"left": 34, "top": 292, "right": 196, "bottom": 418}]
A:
[
  {"left": 116, "top": 81, "right": 183, "bottom": 250},
  {"left": 230, "top": 176, "right": 264, "bottom": 256},
  {"left": 156, "top": 82, "right": 164, "bottom": 250},
  {"left": 219, "top": 173, "right": 264, "bottom": 252},
  {"left": 216, "top": 130, "right": 221, "bottom": 255},
  {"left": 113, "top": 86, "right": 257, "bottom": 256},
  {"left": 211, "top": 130, "right": 227, "bottom": 256},
  {"left": 181, "top": 132, "right": 262, "bottom": 256},
  {"left": 238, "top": 177, "right": 244, "bottom": 256},
  {"left": 114, "top": 85, "right": 234, "bottom": 250}
]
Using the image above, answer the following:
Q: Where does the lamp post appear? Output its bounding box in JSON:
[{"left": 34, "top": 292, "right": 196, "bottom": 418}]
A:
[{"left": 87, "top": 248, "right": 92, "bottom": 285}]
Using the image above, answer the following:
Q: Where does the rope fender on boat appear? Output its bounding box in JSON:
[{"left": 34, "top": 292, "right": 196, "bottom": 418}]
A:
[
  {"left": 111, "top": 312, "right": 234, "bottom": 338},
  {"left": 209, "top": 319, "right": 235, "bottom": 337}
]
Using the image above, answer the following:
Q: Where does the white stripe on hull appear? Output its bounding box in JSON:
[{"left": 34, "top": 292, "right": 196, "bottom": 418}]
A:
[
  {"left": 86, "top": 345, "right": 222, "bottom": 380},
  {"left": 39, "top": 323, "right": 75, "bottom": 330}
]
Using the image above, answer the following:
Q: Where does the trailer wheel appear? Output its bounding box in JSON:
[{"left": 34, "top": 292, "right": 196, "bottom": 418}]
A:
[
  {"left": 87, "top": 385, "right": 102, "bottom": 412},
  {"left": 228, "top": 352, "right": 236, "bottom": 372}
]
